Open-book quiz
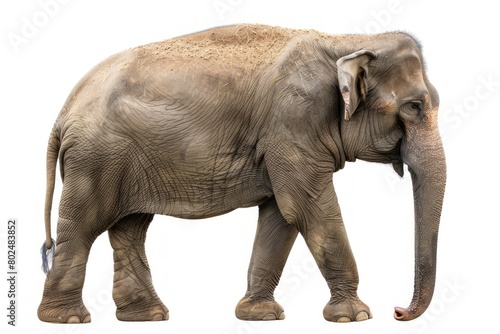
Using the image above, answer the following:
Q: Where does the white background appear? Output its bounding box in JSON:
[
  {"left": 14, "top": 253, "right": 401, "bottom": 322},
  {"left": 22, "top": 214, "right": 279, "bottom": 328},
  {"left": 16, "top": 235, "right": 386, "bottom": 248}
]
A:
[{"left": 1, "top": 1, "right": 499, "bottom": 333}]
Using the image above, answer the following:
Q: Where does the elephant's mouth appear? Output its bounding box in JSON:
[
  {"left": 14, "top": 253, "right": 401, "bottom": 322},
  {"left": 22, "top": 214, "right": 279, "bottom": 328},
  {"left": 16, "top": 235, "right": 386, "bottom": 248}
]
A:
[
  {"left": 390, "top": 139, "right": 404, "bottom": 177},
  {"left": 362, "top": 137, "right": 404, "bottom": 176}
]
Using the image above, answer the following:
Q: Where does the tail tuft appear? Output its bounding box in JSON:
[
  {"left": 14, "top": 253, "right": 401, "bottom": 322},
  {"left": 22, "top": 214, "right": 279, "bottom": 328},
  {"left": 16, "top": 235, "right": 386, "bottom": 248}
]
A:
[{"left": 40, "top": 239, "right": 56, "bottom": 274}]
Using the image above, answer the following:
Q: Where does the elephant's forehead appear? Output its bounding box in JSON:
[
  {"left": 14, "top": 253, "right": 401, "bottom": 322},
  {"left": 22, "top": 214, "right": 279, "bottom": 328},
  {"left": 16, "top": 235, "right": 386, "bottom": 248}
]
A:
[{"left": 376, "top": 55, "right": 427, "bottom": 96}]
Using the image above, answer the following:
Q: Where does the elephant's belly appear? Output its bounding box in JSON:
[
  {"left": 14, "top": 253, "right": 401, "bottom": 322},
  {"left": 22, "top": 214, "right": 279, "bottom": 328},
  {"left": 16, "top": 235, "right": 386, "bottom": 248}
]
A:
[
  {"left": 158, "top": 181, "right": 273, "bottom": 219},
  {"left": 135, "top": 165, "right": 273, "bottom": 219}
]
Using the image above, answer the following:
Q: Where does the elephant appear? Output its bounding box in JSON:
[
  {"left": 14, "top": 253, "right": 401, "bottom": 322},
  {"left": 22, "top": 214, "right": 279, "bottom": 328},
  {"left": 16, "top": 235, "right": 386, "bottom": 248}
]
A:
[{"left": 38, "top": 24, "right": 446, "bottom": 324}]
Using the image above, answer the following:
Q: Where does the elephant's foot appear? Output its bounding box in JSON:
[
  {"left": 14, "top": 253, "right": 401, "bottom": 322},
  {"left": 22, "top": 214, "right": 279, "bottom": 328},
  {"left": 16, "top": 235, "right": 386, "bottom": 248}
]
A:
[
  {"left": 38, "top": 300, "right": 91, "bottom": 323},
  {"left": 323, "top": 297, "right": 372, "bottom": 322},
  {"left": 116, "top": 302, "right": 169, "bottom": 322},
  {"left": 235, "top": 297, "right": 285, "bottom": 321}
]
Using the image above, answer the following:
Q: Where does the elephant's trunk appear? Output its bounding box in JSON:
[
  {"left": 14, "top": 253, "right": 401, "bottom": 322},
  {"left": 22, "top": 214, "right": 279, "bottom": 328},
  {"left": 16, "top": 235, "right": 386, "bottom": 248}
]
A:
[{"left": 394, "top": 107, "right": 446, "bottom": 321}]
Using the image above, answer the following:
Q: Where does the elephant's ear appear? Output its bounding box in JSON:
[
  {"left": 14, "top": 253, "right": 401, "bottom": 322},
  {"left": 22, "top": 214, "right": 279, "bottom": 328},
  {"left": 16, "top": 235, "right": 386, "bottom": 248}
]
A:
[{"left": 337, "top": 50, "right": 377, "bottom": 121}]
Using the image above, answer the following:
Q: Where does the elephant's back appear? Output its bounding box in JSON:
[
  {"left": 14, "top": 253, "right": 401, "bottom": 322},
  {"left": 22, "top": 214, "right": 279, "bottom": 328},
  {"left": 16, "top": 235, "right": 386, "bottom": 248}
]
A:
[{"left": 134, "top": 24, "right": 302, "bottom": 73}]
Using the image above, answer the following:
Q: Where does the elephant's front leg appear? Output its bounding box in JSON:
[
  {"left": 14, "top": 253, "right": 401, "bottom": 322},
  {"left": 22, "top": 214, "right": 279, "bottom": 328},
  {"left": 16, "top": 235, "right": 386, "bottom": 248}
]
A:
[
  {"left": 108, "top": 213, "right": 169, "bottom": 321},
  {"left": 301, "top": 193, "right": 372, "bottom": 323},
  {"left": 267, "top": 153, "right": 371, "bottom": 322},
  {"left": 235, "top": 198, "right": 298, "bottom": 320}
]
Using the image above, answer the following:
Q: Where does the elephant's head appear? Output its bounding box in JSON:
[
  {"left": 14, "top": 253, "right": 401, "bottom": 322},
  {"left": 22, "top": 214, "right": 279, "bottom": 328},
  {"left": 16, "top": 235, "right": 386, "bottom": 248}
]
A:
[{"left": 336, "top": 34, "right": 446, "bottom": 321}]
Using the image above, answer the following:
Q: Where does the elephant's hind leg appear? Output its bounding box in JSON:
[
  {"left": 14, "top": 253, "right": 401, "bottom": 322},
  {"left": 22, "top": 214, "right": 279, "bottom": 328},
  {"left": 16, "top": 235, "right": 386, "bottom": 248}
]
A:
[
  {"left": 38, "top": 217, "right": 97, "bottom": 323},
  {"left": 235, "top": 198, "right": 298, "bottom": 321},
  {"left": 108, "top": 213, "right": 169, "bottom": 321}
]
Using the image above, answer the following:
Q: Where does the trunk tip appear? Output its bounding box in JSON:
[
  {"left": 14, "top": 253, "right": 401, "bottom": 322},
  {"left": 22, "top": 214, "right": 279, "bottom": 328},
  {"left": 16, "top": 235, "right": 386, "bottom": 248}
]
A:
[{"left": 394, "top": 306, "right": 418, "bottom": 321}]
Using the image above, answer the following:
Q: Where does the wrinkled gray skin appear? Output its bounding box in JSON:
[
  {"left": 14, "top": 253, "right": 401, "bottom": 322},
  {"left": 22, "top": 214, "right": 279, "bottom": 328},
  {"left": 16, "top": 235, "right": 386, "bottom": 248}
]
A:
[{"left": 38, "top": 24, "right": 446, "bottom": 323}]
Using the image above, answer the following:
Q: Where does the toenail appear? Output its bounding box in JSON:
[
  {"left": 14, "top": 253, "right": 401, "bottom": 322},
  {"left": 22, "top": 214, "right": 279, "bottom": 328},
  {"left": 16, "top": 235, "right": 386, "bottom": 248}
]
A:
[{"left": 355, "top": 311, "right": 369, "bottom": 321}]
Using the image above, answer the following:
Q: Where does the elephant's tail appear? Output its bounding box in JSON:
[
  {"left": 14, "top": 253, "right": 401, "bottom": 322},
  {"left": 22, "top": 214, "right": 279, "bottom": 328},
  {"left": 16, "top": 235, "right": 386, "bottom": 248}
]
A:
[{"left": 41, "top": 128, "right": 59, "bottom": 274}]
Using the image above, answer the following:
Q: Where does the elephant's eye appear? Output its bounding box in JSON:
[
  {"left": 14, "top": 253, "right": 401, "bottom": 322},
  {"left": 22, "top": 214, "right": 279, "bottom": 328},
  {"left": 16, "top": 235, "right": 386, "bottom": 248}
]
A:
[
  {"left": 410, "top": 101, "right": 422, "bottom": 112},
  {"left": 400, "top": 100, "right": 423, "bottom": 122}
]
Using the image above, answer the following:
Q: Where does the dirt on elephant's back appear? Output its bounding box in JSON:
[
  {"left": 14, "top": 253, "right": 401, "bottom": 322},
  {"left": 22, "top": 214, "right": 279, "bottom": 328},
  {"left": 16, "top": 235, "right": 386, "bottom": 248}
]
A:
[{"left": 135, "top": 24, "right": 322, "bottom": 71}]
